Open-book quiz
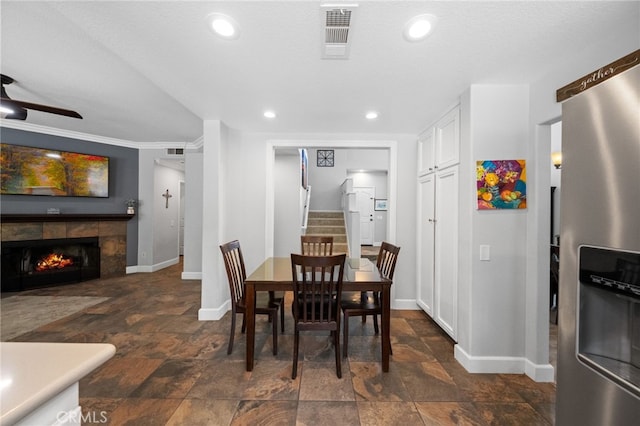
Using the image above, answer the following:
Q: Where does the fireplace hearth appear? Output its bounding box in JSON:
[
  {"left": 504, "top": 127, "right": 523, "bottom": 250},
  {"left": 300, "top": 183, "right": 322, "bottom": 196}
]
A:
[{"left": 1, "top": 237, "right": 100, "bottom": 291}]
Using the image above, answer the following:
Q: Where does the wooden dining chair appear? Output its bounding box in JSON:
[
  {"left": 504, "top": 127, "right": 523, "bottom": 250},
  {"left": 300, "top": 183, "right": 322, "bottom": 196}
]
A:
[
  {"left": 290, "top": 253, "right": 346, "bottom": 379},
  {"left": 220, "top": 240, "right": 284, "bottom": 356},
  {"left": 342, "top": 241, "right": 400, "bottom": 358},
  {"left": 301, "top": 235, "right": 334, "bottom": 256}
]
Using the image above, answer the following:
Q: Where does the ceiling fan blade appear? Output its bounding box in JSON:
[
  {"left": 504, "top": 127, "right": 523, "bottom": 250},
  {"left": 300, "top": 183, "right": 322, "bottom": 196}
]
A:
[
  {"left": 0, "top": 97, "right": 82, "bottom": 119},
  {"left": 0, "top": 101, "right": 28, "bottom": 119}
]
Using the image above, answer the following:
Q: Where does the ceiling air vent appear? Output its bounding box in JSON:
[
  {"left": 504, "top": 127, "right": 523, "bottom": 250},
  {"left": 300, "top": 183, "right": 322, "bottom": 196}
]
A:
[
  {"left": 321, "top": 4, "right": 358, "bottom": 59},
  {"left": 167, "top": 148, "right": 184, "bottom": 155}
]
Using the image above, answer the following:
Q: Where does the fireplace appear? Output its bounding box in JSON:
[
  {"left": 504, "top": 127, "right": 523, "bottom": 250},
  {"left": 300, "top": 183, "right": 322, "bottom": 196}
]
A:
[{"left": 1, "top": 237, "right": 100, "bottom": 291}]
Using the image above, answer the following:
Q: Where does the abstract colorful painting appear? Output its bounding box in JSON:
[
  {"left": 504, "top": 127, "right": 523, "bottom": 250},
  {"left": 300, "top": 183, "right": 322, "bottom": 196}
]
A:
[
  {"left": 1, "top": 143, "right": 109, "bottom": 197},
  {"left": 476, "top": 159, "right": 526, "bottom": 209}
]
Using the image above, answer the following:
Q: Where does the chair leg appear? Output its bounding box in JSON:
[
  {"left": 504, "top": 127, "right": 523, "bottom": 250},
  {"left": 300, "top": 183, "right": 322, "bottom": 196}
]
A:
[
  {"left": 292, "top": 329, "right": 300, "bottom": 379},
  {"left": 377, "top": 313, "right": 393, "bottom": 355},
  {"left": 228, "top": 311, "right": 237, "bottom": 355},
  {"left": 361, "top": 292, "right": 368, "bottom": 323},
  {"left": 334, "top": 326, "right": 342, "bottom": 378},
  {"left": 373, "top": 313, "right": 379, "bottom": 334},
  {"left": 343, "top": 311, "right": 349, "bottom": 358},
  {"left": 280, "top": 302, "right": 285, "bottom": 333},
  {"left": 272, "top": 311, "right": 278, "bottom": 356}
]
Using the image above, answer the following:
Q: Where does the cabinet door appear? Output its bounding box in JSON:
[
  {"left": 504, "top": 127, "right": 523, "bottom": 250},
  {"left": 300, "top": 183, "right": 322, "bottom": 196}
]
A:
[
  {"left": 434, "top": 166, "right": 458, "bottom": 340},
  {"left": 417, "top": 128, "right": 436, "bottom": 176},
  {"left": 435, "top": 107, "right": 460, "bottom": 170},
  {"left": 416, "top": 174, "right": 435, "bottom": 315}
]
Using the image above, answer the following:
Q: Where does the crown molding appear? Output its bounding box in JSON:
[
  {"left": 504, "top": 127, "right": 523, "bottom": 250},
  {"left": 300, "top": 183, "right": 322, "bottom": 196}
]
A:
[{"left": 0, "top": 120, "right": 203, "bottom": 150}]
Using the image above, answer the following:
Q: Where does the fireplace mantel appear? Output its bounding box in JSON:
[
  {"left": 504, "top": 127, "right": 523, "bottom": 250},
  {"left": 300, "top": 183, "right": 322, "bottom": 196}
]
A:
[{"left": 1, "top": 214, "right": 134, "bottom": 223}]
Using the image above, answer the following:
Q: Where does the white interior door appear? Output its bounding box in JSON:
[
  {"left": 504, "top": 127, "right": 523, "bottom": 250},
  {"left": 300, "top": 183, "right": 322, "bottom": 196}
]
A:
[
  {"left": 354, "top": 187, "right": 375, "bottom": 245},
  {"left": 434, "top": 167, "right": 458, "bottom": 340},
  {"left": 417, "top": 175, "right": 435, "bottom": 315}
]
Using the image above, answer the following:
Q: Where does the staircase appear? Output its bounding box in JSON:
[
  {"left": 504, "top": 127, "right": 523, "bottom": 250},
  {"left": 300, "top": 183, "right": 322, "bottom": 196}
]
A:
[{"left": 305, "top": 211, "right": 349, "bottom": 255}]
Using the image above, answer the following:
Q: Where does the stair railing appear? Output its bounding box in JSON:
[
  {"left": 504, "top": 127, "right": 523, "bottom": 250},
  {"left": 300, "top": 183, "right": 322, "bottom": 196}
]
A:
[
  {"left": 301, "top": 185, "right": 311, "bottom": 233},
  {"left": 341, "top": 178, "right": 361, "bottom": 260}
]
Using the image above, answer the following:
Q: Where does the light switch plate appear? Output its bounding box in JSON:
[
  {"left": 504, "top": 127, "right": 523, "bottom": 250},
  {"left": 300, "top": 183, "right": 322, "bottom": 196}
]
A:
[{"left": 480, "top": 245, "right": 491, "bottom": 261}]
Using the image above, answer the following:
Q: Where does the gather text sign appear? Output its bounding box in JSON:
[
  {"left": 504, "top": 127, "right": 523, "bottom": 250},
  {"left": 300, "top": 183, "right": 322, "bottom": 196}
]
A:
[{"left": 556, "top": 49, "right": 639, "bottom": 102}]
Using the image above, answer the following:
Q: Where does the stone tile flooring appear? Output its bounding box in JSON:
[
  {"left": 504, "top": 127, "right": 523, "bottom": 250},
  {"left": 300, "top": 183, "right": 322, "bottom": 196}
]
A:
[{"left": 4, "top": 261, "right": 556, "bottom": 425}]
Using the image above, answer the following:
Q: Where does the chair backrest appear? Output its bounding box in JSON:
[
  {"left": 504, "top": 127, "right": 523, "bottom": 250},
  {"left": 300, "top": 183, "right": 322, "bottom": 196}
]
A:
[
  {"left": 290, "top": 253, "right": 346, "bottom": 324},
  {"left": 220, "top": 240, "right": 246, "bottom": 307},
  {"left": 376, "top": 242, "right": 401, "bottom": 280},
  {"left": 301, "top": 235, "right": 334, "bottom": 256}
]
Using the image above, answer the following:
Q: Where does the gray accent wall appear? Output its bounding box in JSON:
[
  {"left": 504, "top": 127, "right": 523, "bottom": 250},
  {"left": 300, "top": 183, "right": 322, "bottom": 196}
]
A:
[{"left": 0, "top": 127, "right": 139, "bottom": 265}]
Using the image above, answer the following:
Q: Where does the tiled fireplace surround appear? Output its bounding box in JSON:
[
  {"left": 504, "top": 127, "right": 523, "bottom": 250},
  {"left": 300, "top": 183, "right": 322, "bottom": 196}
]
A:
[{"left": 1, "top": 214, "right": 132, "bottom": 282}]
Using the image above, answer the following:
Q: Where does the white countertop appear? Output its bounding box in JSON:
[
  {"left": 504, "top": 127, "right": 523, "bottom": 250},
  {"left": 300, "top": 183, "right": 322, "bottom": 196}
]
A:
[{"left": 0, "top": 342, "right": 116, "bottom": 425}]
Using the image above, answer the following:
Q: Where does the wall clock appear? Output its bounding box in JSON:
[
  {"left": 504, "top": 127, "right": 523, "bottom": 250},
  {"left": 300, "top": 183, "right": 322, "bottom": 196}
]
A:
[{"left": 317, "top": 149, "right": 334, "bottom": 167}]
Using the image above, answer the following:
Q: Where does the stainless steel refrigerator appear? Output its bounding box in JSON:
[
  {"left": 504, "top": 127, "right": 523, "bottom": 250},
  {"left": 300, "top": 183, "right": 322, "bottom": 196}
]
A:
[{"left": 556, "top": 58, "right": 640, "bottom": 424}]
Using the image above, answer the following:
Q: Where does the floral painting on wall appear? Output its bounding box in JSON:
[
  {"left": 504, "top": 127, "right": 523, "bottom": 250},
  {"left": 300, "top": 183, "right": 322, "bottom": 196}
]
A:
[{"left": 476, "top": 159, "right": 526, "bottom": 209}]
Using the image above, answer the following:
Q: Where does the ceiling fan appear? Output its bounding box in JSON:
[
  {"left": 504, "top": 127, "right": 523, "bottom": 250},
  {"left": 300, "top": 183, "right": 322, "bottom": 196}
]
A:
[{"left": 1, "top": 74, "right": 82, "bottom": 120}]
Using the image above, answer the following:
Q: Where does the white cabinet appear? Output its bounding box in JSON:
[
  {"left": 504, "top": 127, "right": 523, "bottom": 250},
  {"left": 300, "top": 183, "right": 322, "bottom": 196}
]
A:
[
  {"left": 418, "top": 106, "right": 460, "bottom": 175},
  {"left": 416, "top": 105, "right": 460, "bottom": 341}
]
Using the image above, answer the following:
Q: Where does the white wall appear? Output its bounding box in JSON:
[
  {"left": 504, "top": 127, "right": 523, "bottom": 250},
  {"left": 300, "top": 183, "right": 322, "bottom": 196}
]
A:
[
  {"left": 456, "top": 85, "right": 530, "bottom": 374},
  {"left": 308, "top": 148, "right": 390, "bottom": 211},
  {"left": 274, "top": 151, "right": 302, "bottom": 257},
  {"left": 182, "top": 152, "right": 203, "bottom": 279},
  {"left": 198, "top": 120, "right": 226, "bottom": 320},
  {"left": 308, "top": 148, "right": 349, "bottom": 210}
]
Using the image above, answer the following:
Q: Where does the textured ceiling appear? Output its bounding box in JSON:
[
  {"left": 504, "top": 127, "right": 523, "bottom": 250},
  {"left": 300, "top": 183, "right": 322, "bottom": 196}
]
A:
[{"left": 1, "top": 1, "right": 638, "bottom": 144}]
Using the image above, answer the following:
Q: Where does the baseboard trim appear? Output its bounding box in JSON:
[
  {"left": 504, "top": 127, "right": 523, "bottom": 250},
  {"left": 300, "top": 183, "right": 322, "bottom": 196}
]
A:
[
  {"left": 525, "top": 358, "right": 555, "bottom": 382},
  {"left": 181, "top": 271, "right": 202, "bottom": 280},
  {"left": 454, "top": 345, "right": 555, "bottom": 382},
  {"left": 454, "top": 345, "right": 523, "bottom": 374},
  {"left": 198, "top": 300, "right": 230, "bottom": 321},
  {"left": 127, "top": 257, "right": 180, "bottom": 274}
]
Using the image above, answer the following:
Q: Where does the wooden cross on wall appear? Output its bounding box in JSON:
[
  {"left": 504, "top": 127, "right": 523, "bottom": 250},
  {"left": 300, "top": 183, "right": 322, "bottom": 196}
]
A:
[{"left": 162, "top": 189, "right": 172, "bottom": 208}]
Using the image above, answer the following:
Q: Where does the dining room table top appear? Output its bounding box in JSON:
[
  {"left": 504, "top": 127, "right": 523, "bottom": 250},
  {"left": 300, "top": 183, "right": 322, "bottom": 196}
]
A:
[{"left": 245, "top": 256, "right": 390, "bottom": 285}]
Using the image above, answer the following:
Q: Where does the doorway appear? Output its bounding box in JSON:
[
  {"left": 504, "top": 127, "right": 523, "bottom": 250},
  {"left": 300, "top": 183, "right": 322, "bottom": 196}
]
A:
[
  {"left": 354, "top": 186, "right": 375, "bottom": 245},
  {"left": 265, "top": 140, "right": 397, "bottom": 258}
]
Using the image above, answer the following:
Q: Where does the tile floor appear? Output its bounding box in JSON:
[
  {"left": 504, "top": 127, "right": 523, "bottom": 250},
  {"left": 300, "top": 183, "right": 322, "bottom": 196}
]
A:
[{"left": 4, "top": 260, "right": 556, "bottom": 425}]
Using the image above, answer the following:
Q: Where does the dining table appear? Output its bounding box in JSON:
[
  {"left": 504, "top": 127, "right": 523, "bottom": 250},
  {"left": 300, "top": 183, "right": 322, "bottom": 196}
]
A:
[{"left": 244, "top": 257, "right": 393, "bottom": 372}]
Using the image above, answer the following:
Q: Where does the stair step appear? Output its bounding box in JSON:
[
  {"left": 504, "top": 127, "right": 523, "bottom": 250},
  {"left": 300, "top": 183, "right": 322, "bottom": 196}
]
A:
[
  {"left": 307, "top": 218, "right": 345, "bottom": 226},
  {"left": 306, "top": 211, "right": 349, "bottom": 256},
  {"left": 308, "top": 211, "right": 344, "bottom": 219},
  {"left": 304, "top": 233, "right": 347, "bottom": 243},
  {"left": 306, "top": 226, "right": 345, "bottom": 235}
]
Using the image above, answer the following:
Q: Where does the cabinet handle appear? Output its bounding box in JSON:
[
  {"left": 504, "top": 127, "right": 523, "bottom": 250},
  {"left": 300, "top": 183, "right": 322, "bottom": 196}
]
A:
[
  {"left": 434, "top": 165, "right": 439, "bottom": 169},
  {"left": 428, "top": 218, "right": 437, "bottom": 223}
]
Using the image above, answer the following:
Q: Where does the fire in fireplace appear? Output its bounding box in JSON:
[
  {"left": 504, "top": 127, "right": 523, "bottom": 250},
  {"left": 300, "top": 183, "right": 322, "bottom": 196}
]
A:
[
  {"left": 36, "top": 252, "right": 75, "bottom": 271},
  {"left": 1, "top": 237, "right": 100, "bottom": 292}
]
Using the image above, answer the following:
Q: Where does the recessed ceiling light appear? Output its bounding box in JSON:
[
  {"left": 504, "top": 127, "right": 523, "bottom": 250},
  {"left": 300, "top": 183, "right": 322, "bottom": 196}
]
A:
[
  {"left": 207, "top": 13, "right": 240, "bottom": 40},
  {"left": 264, "top": 110, "right": 276, "bottom": 119},
  {"left": 403, "top": 14, "right": 438, "bottom": 42},
  {"left": 365, "top": 111, "right": 378, "bottom": 120}
]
